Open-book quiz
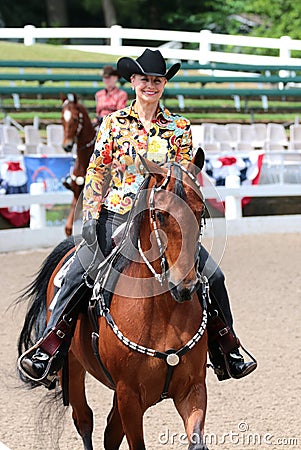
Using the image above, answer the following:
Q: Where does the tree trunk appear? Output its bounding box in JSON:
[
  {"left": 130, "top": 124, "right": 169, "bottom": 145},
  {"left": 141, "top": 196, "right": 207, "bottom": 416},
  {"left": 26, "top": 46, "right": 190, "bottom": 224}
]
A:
[
  {"left": 46, "top": 0, "right": 68, "bottom": 27},
  {"left": 102, "top": 0, "right": 117, "bottom": 27}
]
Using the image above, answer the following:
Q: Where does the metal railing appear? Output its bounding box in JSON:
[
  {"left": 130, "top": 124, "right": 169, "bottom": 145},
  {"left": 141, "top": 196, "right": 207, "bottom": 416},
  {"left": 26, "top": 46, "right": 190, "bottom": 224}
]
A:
[{"left": 0, "top": 184, "right": 300, "bottom": 252}]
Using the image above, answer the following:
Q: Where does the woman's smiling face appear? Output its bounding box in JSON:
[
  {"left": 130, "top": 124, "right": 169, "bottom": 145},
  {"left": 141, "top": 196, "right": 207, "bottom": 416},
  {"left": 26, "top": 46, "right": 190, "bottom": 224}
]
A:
[{"left": 131, "top": 74, "right": 167, "bottom": 104}]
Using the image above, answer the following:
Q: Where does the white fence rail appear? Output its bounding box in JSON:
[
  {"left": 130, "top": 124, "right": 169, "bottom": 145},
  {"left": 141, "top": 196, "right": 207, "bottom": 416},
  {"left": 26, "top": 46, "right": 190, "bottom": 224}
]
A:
[
  {"left": 2, "top": 25, "right": 301, "bottom": 66},
  {"left": 0, "top": 184, "right": 300, "bottom": 252}
]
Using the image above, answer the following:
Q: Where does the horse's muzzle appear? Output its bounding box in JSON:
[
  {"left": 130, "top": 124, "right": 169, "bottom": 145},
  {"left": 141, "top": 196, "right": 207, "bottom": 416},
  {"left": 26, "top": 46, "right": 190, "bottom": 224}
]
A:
[
  {"left": 63, "top": 144, "right": 73, "bottom": 153},
  {"left": 168, "top": 279, "right": 200, "bottom": 303}
]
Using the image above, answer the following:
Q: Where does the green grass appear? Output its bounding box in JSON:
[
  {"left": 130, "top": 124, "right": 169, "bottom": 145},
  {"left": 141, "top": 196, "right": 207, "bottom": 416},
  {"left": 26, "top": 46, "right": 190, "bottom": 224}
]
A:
[
  {"left": 46, "top": 204, "right": 71, "bottom": 225},
  {"left": 0, "top": 41, "right": 116, "bottom": 123},
  {"left": 0, "top": 41, "right": 118, "bottom": 63}
]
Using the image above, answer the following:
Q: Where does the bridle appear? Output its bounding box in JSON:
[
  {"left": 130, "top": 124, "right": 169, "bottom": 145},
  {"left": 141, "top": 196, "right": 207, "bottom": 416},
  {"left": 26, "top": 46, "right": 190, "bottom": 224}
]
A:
[
  {"left": 137, "top": 162, "right": 206, "bottom": 286},
  {"left": 62, "top": 100, "right": 97, "bottom": 186},
  {"left": 90, "top": 162, "right": 209, "bottom": 400},
  {"left": 62, "top": 100, "right": 96, "bottom": 150}
]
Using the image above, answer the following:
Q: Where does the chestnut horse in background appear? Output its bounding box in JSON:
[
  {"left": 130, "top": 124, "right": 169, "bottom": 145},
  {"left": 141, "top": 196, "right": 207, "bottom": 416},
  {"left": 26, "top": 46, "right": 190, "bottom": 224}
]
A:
[
  {"left": 17, "top": 149, "right": 209, "bottom": 450},
  {"left": 61, "top": 94, "right": 97, "bottom": 236}
]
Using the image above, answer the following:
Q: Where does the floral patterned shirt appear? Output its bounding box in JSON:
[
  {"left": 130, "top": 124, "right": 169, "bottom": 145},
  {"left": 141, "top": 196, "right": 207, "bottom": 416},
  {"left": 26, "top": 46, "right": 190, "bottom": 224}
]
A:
[{"left": 83, "top": 101, "right": 193, "bottom": 221}]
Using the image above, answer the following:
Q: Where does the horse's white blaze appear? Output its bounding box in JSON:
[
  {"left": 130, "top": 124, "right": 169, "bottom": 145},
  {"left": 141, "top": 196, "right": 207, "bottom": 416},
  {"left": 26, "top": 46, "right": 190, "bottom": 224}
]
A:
[{"left": 63, "top": 110, "right": 72, "bottom": 122}]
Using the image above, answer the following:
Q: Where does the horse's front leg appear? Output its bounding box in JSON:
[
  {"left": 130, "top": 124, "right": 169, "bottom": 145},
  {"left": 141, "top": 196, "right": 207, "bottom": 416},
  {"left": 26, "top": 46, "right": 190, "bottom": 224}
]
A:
[
  {"left": 174, "top": 382, "right": 209, "bottom": 450},
  {"left": 65, "top": 196, "right": 77, "bottom": 236},
  {"left": 116, "top": 382, "right": 146, "bottom": 450},
  {"left": 104, "top": 392, "right": 125, "bottom": 450},
  {"left": 66, "top": 352, "right": 94, "bottom": 450}
]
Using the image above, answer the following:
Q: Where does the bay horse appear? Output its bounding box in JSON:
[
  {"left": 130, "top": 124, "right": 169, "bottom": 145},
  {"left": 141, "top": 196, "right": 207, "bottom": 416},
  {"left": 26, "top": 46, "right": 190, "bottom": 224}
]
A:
[
  {"left": 17, "top": 148, "right": 209, "bottom": 450},
  {"left": 61, "top": 94, "right": 97, "bottom": 236}
]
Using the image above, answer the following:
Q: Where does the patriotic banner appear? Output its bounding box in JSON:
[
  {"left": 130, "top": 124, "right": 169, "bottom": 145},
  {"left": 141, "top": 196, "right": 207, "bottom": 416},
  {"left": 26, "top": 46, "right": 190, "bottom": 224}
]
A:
[
  {"left": 0, "top": 160, "right": 30, "bottom": 227},
  {"left": 203, "top": 151, "right": 265, "bottom": 211},
  {"left": 24, "top": 155, "right": 74, "bottom": 192}
]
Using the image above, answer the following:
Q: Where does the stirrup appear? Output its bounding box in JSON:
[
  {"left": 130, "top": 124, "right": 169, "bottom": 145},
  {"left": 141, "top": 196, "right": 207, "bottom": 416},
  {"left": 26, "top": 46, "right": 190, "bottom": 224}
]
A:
[
  {"left": 208, "top": 343, "right": 257, "bottom": 381},
  {"left": 18, "top": 342, "right": 58, "bottom": 388},
  {"left": 223, "top": 343, "right": 257, "bottom": 379}
]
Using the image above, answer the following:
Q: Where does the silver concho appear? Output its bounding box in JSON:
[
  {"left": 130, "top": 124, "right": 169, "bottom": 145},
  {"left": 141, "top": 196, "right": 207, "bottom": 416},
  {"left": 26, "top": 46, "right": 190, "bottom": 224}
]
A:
[
  {"left": 75, "top": 176, "right": 85, "bottom": 186},
  {"left": 166, "top": 353, "right": 180, "bottom": 366}
]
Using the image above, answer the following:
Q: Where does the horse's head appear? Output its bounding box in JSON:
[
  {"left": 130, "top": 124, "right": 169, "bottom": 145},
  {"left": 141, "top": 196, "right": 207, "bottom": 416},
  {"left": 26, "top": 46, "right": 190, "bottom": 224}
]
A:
[
  {"left": 139, "top": 148, "right": 205, "bottom": 303},
  {"left": 61, "top": 94, "right": 83, "bottom": 153}
]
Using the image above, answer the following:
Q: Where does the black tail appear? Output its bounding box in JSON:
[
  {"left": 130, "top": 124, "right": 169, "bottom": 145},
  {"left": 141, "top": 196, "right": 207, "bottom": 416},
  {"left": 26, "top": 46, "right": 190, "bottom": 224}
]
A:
[{"left": 17, "top": 236, "right": 75, "bottom": 386}]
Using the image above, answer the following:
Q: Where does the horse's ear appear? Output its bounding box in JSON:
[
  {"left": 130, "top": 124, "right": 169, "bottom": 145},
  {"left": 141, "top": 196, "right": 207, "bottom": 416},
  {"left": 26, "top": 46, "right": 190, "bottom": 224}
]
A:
[
  {"left": 191, "top": 147, "right": 205, "bottom": 171},
  {"left": 61, "top": 93, "right": 78, "bottom": 103},
  {"left": 60, "top": 93, "right": 68, "bottom": 103},
  {"left": 182, "top": 147, "right": 205, "bottom": 177},
  {"left": 138, "top": 155, "right": 168, "bottom": 184}
]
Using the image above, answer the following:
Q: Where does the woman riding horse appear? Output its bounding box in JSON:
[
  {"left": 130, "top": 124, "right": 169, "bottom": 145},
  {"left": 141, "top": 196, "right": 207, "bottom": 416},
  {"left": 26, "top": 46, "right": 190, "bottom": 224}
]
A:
[{"left": 19, "top": 48, "right": 256, "bottom": 387}]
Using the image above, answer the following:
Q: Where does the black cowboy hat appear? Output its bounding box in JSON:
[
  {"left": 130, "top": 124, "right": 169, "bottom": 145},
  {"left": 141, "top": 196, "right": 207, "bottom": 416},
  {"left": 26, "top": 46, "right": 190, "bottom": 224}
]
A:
[{"left": 117, "top": 48, "right": 181, "bottom": 82}]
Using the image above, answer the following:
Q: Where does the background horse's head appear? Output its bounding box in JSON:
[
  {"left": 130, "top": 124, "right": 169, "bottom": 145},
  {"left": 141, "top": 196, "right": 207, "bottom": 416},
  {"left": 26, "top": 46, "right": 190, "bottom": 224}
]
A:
[
  {"left": 61, "top": 93, "right": 84, "bottom": 152},
  {"left": 60, "top": 93, "right": 97, "bottom": 236},
  {"left": 61, "top": 93, "right": 96, "bottom": 155},
  {"left": 139, "top": 148, "right": 205, "bottom": 303}
]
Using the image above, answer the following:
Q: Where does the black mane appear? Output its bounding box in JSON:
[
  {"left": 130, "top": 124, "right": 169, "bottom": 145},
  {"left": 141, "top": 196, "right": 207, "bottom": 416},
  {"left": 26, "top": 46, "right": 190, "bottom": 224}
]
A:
[{"left": 172, "top": 163, "right": 186, "bottom": 200}]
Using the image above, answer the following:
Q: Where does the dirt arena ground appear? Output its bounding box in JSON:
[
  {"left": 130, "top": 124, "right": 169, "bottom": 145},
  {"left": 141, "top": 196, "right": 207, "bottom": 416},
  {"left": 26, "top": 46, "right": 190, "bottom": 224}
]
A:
[{"left": 0, "top": 232, "right": 300, "bottom": 450}]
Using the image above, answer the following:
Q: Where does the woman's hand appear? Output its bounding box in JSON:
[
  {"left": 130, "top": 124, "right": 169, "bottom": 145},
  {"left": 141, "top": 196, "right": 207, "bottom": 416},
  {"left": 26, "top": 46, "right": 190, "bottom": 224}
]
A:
[{"left": 82, "top": 219, "right": 98, "bottom": 247}]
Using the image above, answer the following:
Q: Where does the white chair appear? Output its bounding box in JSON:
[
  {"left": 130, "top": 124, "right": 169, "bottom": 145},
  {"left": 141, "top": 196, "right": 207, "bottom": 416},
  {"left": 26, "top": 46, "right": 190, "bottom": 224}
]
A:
[
  {"left": 236, "top": 142, "right": 254, "bottom": 152},
  {"left": 202, "top": 142, "right": 220, "bottom": 154},
  {"left": 0, "top": 125, "right": 4, "bottom": 145},
  {"left": 2, "top": 125, "right": 25, "bottom": 154},
  {"left": 266, "top": 123, "right": 289, "bottom": 150},
  {"left": 283, "top": 151, "right": 301, "bottom": 183},
  {"left": 289, "top": 124, "right": 301, "bottom": 150},
  {"left": 252, "top": 123, "right": 267, "bottom": 148},
  {"left": 46, "top": 124, "right": 65, "bottom": 153},
  {"left": 199, "top": 123, "right": 217, "bottom": 144},
  {"left": 0, "top": 125, "right": 4, "bottom": 156},
  {"left": 261, "top": 152, "right": 285, "bottom": 184},
  {"left": 218, "top": 141, "right": 233, "bottom": 152},
  {"left": 239, "top": 125, "right": 257, "bottom": 149},
  {"left": 265, "top": 143, "right": 287, "bottom": 151},
  {"left": 210, "top": 125, "right": 235, "bottom": 149},
  {"left": 225, "top": 123, "right": 241, "bottom": 144},
  {"left": 24, "top": 125, "right": 47, "bottom": 153}
]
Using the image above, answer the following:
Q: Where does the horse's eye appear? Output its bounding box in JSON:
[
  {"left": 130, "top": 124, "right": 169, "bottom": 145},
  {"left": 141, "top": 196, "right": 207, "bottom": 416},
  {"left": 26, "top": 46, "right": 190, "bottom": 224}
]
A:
[{"left": 156, "top": 211, "right": 165, "bottom": 225}]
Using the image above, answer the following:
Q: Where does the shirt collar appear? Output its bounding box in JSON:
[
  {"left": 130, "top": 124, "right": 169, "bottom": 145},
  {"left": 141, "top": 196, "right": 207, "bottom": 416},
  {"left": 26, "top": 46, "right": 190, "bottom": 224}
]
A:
[
  {"left": 105, "top": 86, "right": 118, "bottom": 94},
  {"left": 116, "top": 100, "right": 172, "bottom": 122}
]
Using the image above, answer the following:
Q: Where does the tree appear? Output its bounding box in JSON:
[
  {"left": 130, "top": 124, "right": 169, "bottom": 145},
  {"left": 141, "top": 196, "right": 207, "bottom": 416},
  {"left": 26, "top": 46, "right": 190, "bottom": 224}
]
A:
[
  {"left": 0, "top": 0, "right": 46, "bottom": 27},
  {"left": 46, "top": 0, "right": 68, "bottom": 27},
  {"left": 101, "top": 0, "right": 117, "bottom": 27},
  {"left": 245, "top": 0, "right": 301, "bottom": 39}
]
